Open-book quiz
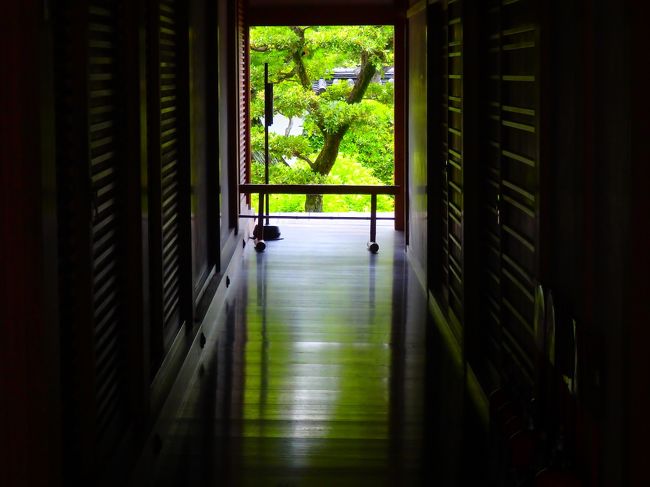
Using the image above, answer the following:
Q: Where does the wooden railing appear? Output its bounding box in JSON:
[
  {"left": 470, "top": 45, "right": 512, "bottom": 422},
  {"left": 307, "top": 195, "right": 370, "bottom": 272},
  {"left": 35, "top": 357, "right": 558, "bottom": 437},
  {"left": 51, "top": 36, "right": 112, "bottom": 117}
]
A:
[{"left": 239, "top": 184, "right": 399, "bottom": 253}]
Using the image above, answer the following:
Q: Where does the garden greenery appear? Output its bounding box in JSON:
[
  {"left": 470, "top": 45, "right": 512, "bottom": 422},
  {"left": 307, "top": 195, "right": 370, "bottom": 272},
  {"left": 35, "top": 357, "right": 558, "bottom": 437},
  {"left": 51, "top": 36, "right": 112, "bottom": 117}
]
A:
[{"left": 250, "top": 25, "right": 395, "bottom": 212}]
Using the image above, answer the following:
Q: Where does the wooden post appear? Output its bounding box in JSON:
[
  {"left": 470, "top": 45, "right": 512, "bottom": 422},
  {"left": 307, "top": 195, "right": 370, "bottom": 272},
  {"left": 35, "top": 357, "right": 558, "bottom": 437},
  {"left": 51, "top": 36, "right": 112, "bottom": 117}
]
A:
[
  {"left": 368, "top": 194, "right": 379, "bottom": 253},
  {"left": 255, "top": 191, "right": 266, "bottom": 252}
]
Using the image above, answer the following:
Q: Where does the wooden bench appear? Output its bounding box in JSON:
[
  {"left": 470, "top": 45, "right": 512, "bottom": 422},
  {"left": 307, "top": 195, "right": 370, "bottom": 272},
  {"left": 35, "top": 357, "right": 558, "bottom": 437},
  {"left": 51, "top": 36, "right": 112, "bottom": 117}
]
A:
[{"left": 239, "top": 184, "right": 399, "bottom": 253}]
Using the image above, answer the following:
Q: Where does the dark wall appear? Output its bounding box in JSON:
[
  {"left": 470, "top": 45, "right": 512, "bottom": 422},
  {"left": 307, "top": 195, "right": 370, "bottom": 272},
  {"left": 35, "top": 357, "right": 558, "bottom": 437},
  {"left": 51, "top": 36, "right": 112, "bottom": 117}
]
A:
[
  {"left": 189, "top": 0, "right": 216, "bottom": 302},
  {"left": 1, "top": 2, "right": 62, "bottom": 485},
  {"left": 1, "top": 0, "right": 245, "bottom": 484},
  {"left": 251, "top": 0, "right": 396, "bottom": 5},
  {"left": 405, "top": 0, "right": 649, "bottom": 484},
  {"left": 406, "top": 4, "right": 428, "bottom": 283},
  {"left": 578, "top": 2, "right": 650, "bottom": 484},
  {"left": 626, "top": 2, "right": 650, "bottom": 485},
  {"left": 219, "top": 0, "right": 245, "bottom": 261},
  {"left": 547, "top": 1, "right": 643, "bottom": 484},
  {"left": 590, "top": 2, "right": 629, "bottom": 483},
  {"left": 546, "top": 3, "right": 601, "bottom": 481},
  {"left": 249, "top": 0, "right": 404, "bottom": 22}
]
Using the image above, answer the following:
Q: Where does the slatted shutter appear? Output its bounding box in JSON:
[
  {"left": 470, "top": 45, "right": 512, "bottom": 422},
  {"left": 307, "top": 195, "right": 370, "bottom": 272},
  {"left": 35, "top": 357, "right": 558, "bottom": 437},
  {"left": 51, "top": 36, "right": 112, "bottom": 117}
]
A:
[
  {"left": 479, "top": 0, "right": 541, "bottom": 390},
  {"left": 55, "top": 0, "right": 130, "bottom": 474},
  {"left": 87, "top": 1, "right": 129, "bottom": 449},
  {"left": 158, "top": 0, "right": 183, "bottom": 345},
  {"left": 440, "top": 0, "right": 466, "bottom": 332},
  {"left": 149, "top": 0, "right": 190, "bottom": 366},
  {"left": 478, "top": 0, "right": 505, "bottom": 388},
  {"left": 237, "top": 0, "right": 251, "bottom": 208}
]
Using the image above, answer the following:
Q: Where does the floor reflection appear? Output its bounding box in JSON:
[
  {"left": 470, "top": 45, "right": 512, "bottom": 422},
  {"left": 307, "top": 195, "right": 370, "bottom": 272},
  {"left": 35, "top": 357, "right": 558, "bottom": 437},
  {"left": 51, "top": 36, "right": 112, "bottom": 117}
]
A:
[{"left": 153, "top": 222, "right": 426, "bottom": 486}]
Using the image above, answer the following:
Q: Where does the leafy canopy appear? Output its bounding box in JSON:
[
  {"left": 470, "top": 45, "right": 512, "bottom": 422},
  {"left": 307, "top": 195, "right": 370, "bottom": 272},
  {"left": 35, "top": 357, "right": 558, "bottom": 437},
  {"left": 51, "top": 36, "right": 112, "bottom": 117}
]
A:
[{"left": 249, "top": 25, "right": 395, "bottom": 211}]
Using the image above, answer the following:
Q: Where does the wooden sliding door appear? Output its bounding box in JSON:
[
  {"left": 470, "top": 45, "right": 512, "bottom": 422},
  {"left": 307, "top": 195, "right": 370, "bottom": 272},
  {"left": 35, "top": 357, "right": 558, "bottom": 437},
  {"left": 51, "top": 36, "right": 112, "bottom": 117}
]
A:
[
  {"left": 54, "top": 0, "right": 136, "bottom": 478},
  {"left": 147, "top": 0, "right": 192, "bottom": 371},
  {"left": 478, "top": 0, "right": 542, "bottom": 391}
]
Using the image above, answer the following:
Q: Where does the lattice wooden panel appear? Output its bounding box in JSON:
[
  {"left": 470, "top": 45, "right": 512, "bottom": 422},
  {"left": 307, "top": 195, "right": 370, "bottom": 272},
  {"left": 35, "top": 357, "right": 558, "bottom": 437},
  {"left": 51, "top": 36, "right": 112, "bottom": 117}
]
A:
[
  {"left": 478, "top": 0, "right": 505, "bottom": 389},
  {"left": 88, "top": 0, "right": 128, "bottom": 443},
  {"left": 149, "top": 0, "right": 190, "bottom": 358},
  {"left": 440, "top": 0, "right": 465, "bottom": 328},
  {"left": 54, "top": 0, "right": 130, "bottom": 468},
  {"left": 479, "top": 0, "right": 541, "bottom": 390},
  {"left": 158, "top": 0, "right": 183, "bottom": 335},
  {"left": 238, "top": 0, "right": 250, "bottom": 207}
]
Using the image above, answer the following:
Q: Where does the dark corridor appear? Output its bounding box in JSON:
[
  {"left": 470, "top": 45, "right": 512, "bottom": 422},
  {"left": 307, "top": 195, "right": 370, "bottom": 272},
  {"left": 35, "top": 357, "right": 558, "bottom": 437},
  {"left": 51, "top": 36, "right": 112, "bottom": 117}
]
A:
[{"left": 2, "top": 1, "right": 650, "bottom": 486}]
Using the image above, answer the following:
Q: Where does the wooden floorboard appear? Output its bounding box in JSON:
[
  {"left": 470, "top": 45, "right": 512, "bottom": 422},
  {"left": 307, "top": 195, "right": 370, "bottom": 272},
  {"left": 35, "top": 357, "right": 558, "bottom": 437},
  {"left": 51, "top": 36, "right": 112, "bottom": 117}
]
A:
[{"left": 152, "top": 221, "right": 428, "bottom": 486}]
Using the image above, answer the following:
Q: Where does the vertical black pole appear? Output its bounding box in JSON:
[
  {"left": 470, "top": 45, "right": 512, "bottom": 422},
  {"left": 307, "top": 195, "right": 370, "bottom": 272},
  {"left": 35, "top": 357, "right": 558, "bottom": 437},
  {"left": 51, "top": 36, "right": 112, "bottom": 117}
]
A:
[
  {"left": 264, "top": 63, "right": 270, "bottom": 225},
  {"left": 370, "top": 194, "right": 377, "bottom": 243},
  {"left": 368, "top": 194, "right": 379, "bottom": 253},
  {"left": 255, "top": 190, "right": 266, "bottom": 252}
]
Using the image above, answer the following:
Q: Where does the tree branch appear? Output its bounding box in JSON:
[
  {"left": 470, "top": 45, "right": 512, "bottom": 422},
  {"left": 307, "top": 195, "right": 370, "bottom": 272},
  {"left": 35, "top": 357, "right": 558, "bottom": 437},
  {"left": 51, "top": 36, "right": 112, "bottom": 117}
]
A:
[
  {"left": 290, "top": 26, "right": 308, "bottom": 36},
  {"left": 286, "top": 26, "right": 328, "bottom": 135},
  {"left": 295, "top": 154, "right": 315, "bottom": 170},
  {"left": 289, "top": 27, "right": 311, "bottom": 89},
  {"left": 347, "top": 51, "right": 377, "bottom": 104},
  {"left": 285, "top": 117, "right": 294, "bottom": 137},
  {"left": 276, "top": 68, "right": 296, "bottom": 83}
]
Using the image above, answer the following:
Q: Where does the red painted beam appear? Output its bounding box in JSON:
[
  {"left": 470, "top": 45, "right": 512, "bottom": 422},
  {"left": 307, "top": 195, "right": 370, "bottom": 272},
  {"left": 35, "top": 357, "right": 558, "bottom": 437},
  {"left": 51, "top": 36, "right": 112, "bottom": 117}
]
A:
[{"left": 248, "top": 5, "right": 403, "bottom": 26}]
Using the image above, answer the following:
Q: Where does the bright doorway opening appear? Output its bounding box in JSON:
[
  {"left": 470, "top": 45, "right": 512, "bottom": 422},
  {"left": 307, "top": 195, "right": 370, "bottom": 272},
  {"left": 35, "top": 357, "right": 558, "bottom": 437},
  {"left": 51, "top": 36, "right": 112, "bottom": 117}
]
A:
[{"left": 248, "top": 25, "right": 395, "bottom": 214}]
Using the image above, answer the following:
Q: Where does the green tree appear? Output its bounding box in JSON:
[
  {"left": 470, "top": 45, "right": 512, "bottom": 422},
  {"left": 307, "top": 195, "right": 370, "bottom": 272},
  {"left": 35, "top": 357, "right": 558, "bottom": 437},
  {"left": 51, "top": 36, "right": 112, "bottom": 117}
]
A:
[{"left": 250, "top": 25, "right": 394, "bottom": 211}]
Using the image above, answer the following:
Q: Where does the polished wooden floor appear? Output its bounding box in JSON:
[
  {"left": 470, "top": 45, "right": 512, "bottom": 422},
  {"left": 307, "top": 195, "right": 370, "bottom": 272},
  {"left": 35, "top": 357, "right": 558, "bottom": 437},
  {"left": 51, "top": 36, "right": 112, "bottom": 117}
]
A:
[{"left": 152, "top": 221, "right": 429, "bottom": 486}]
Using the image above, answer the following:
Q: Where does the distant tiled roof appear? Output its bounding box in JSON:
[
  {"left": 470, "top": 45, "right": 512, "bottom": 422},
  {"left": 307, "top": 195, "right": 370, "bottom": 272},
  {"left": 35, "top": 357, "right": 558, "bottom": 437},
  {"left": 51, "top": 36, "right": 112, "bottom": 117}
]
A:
[{"left": 312, "top": 66, "right": 394, "bottom": 94}]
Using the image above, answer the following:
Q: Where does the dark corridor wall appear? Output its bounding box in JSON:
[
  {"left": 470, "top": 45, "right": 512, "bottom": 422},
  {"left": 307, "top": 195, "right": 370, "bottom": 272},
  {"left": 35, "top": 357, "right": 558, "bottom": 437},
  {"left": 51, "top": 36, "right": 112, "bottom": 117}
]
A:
[
  {"left": 406, "top": 0, "right": 650, "bottom": 485},
  {"left": 1, "top": 0, "right": 249, "bottom": 485},
  {"left": 1, "top": 2, "right": 63, "bottom": 485}
]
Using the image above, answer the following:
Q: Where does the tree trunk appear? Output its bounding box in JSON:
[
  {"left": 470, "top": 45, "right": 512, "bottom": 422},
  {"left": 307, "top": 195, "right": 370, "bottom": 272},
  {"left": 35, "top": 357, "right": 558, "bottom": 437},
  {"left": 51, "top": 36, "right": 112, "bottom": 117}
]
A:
[
  {"left": 287, "top": 35, "right": 380, "bottom": 213},
  {"left": 303, "top": 130, "right": 347, "bottom": 212},
  {"left": 304, "top": 194, "right": 323, "bottom": 212}
]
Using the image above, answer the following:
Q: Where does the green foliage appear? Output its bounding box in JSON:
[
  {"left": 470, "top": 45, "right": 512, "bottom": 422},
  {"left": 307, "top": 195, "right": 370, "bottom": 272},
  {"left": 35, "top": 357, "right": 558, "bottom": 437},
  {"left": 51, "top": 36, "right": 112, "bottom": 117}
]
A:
[
  {"left": 251, "top": 156, "right": 394, "bottom": 213},
  {"left": 338, "top": 101, "right": 394, "bottom": 184},
  {"left": 250, "top": 25, "right": 395, "bottom": 210},
  {"left": 251, "top": 85, "right": 315, "bottom": 122},
  {"left": 322, "top": 155, "right": 394, "bottom": 212},
  {"left": 252, "top": 159, "right": 326, "bottom": 186},
  {"left": 364, "top": 80, "right": 394, "bottom": 105},
  {"left": 251, "top": 126, "right": 314, "bottom": 165}
]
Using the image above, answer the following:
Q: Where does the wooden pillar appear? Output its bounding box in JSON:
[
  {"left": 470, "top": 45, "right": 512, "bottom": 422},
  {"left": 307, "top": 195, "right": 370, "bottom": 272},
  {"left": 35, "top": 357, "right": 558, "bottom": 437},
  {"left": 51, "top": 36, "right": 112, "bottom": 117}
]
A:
[
  {"left": 626, "top": 1, "right": 650, "bottom": 484},
  {"left": 0, "top": 1, "right": 62, "bottom": 485}
]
